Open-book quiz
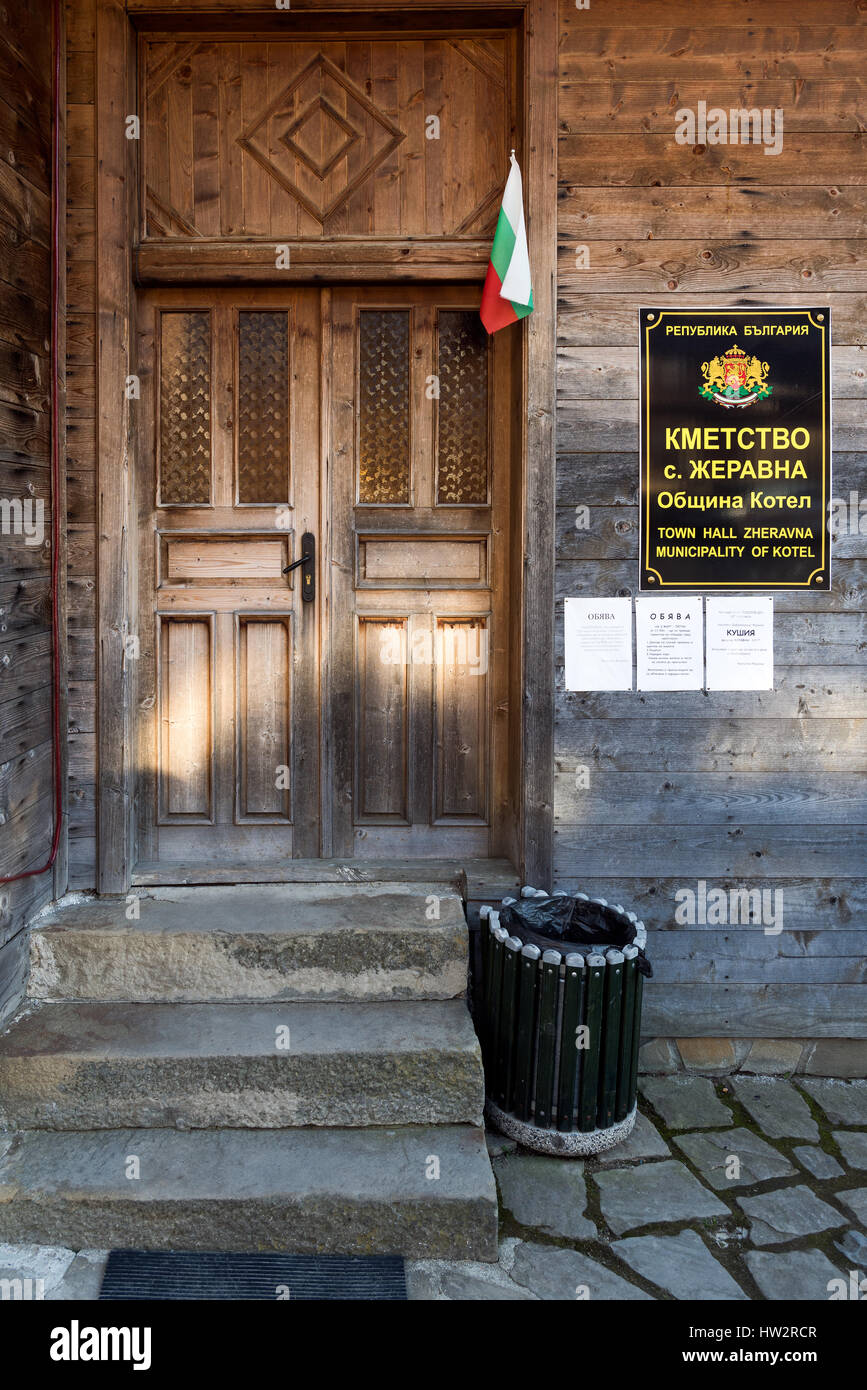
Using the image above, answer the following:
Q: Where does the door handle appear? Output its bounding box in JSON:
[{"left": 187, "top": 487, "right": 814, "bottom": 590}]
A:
[{"left": 282, "top": 531, "right": 315, "bottom": 602}]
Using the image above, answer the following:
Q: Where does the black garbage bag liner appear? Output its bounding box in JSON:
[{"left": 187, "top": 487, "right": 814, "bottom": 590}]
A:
[{"left": 499, "top": 894, "right": 652, "bottom": 978}]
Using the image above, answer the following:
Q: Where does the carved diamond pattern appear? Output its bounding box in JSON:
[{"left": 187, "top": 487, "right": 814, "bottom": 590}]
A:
[
  {"left": 280, "top": 98, "right": 360, "bottom": 181},
  {"left": 237, "top": 52, "right": 405, "bottom": 225}
]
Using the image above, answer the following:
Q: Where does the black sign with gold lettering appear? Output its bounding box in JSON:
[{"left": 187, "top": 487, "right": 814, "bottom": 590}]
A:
[{"left": 639, "top": 307, "right": 831, "bottom": 591}]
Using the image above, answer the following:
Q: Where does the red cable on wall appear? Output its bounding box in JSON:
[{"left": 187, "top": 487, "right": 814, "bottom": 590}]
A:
[{"left": 1, "top": 0, "right": 64, "bottom": 886}]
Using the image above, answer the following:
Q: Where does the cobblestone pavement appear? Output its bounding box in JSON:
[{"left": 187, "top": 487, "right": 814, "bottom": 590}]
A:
[
  {"left": 406, "top": 1077, "right": 867, "bottom": 1300},
  {"left": 2, "top": 1077, "right": 865, "bottom": 1301}
]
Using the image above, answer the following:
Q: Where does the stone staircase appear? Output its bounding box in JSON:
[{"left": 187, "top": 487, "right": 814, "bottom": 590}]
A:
[{"left": 0, "top": 884, "right": 497, "bottom": 1259}]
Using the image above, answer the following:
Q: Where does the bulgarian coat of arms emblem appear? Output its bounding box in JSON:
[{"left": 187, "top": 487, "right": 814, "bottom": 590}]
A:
[{"left": 699, "top": 345, "right": 772, "bottom": 408}]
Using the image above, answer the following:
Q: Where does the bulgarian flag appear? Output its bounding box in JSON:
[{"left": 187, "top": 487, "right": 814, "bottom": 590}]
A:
[{"left": 480, "top": 151, "right": 533, "bottom": 334}]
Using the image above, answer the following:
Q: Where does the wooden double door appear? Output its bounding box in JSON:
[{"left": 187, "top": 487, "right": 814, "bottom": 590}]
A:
[{"left": 135, "top": 286, "right": 515, "bottom": 868}]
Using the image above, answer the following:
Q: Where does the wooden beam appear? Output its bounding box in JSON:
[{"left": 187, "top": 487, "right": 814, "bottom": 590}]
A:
[
  {"left": 520, "top": 0, "right": 557, "bottom": 887},
  {"left": 127, "top": 1, "right": 524, "bottom": 17},
  {"left": 95, "top": 0, "right": 134, "bottom": 893},
  {"left": 135, "top": 239, "right": 490, "bottom": 285}
]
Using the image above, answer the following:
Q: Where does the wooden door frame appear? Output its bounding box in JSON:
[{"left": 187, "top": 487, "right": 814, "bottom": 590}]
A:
[{"left": 94, "top": 0, "right": 556, "bottom": 893}]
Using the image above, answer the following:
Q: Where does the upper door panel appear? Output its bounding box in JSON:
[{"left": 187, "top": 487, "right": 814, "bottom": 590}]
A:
[{"left": 141, "top": 36, "right": 513, "bottom": 242}]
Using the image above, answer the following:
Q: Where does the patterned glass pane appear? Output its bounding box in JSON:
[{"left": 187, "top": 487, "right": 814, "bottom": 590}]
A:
[
  {"left": 436, "top": 310, "right": 489, "bottom": 505},
  {"left": 159, "top": 311, "right": 211, "bottom": 506},
  {"left": 238, "top": 311, "right": 290, "bottom": 504},
  {"left": 358, "top": 310, "right": 410, "bottom": 505}
]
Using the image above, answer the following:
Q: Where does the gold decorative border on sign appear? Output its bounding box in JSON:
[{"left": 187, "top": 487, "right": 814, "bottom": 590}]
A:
[{"left": 641, "top": 308, "right": 829, "bottom": 589}]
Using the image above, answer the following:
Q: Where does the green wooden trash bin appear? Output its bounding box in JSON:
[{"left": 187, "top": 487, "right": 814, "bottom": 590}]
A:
[{"left": 478, "top": 887, "right": 650, "bottom": 1156}]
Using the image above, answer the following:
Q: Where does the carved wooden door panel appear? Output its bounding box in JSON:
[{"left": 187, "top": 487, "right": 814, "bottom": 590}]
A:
[
  {"left": 326, "top": 287, "right": 513, "bottom": 859},
  {"left": 136, "top": 288, "right": 321, "bottom": 866},
  {"left": 141, "top": 36, "right": 512, "bottom": 242}
]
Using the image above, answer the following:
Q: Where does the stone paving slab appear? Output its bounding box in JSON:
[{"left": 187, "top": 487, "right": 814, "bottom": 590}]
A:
[
  {"left": 798, "top": 1080, "right": 867, "bottom": 1126},
  {"left": 592, "top": 1110, "right": 670, "bottom": 1165},
  {"left": 675, "top": 1040, "right": 751, "bottom": 1073},
  {"left": 437, "top": 1269, "right": 535, "bottom": 1300},
  {"left": 0, "top": 1243, "right": 107, "bottom": 1300},
  {"left": 835, "top": 1228, "right": 867, "bottom": 1268},
  {"left": 640, "top": 1077, "right": 731, "bottom": 1130},
  {"left": 737, "top": 1184, "right": 847, "bottom": 1246},
  {"left": 638, "top": 1039, "right": 679, "bottom": 1074},
  {"left": 745, "top": 1249, "right": 848, "bottom": 1300},
  {"left": 510, "top": 1241, "right": 653, "bottom": 1300},
  {"left": 406, "top": 1238, "right": 527, "bottom": 1300},
  {"left": 494, "top": 1153, "right": 595, "bottom": 1239},
  {"left": 834, "top": 1131, "right": 867, "bottom": 1170},
  {"left": 793, "top": 1146, "right": 844, "bottom": 1180},
  {"left": 613, "top": 1230, "right": 748, "bottom": 1301},
  {"left": 47, "top": 1251, "right": 107, "bottom": 1300},
  {"left": 742, "top": 1040, "right": 804, "bottom": 1075},
  {"left": 837, "top": 1188, "right": 867, "bottom": 1226},
  {"left": 803, "top": 1042, "right": 867, "bottom": 1079},
  {"left": 731, "top": 1078, "right": 819, "bottom": 1141},
  {"left": 485, "top": 1132, "right": 517, "bottom": 1160},
  {"left": 594, "top": 1159, "right": 728, "bottom": 1235},
  {"left": 0, "top": 1242, "right": 77, "bottom": 1295},
  {"left": 674, "top": 1127, "right": 797, "bottom": 1188}
]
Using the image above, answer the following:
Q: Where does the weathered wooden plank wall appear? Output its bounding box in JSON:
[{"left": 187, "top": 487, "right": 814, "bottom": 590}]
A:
[
  {"left": 554, "top": 0, "right": 867, "bottom": 1036},
  {"left": 0, "top": 0, "right": 56, "bottom": 1021},
  {"left": 65, "top": 0, "right": 97, "bottom": 888}
]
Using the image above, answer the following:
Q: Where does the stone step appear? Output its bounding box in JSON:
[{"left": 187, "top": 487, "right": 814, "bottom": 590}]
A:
[
  {"left": 30, "top": 884, "right": 469, "bottom": 1003},
  {"left": 0, "top": 999, "right": 484, "bottom": 1130},
  {"left": 0, "top": 1125, "right": 498, "bottom": 1259}
]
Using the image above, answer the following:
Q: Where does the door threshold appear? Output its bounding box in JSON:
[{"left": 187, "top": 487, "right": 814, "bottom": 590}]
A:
[{"left": 131, "top": 858, "right": 519, "bottom": 899}]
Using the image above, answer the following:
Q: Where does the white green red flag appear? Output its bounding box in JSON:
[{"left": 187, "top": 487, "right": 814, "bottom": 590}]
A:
[{"left": 480, "top": 151, "right": 533, "bottom": 333}]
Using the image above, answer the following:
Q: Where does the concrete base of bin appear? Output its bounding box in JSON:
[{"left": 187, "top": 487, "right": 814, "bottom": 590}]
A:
[{"left": 485, "top": 1098, "right": 636, "bottom": 1157}]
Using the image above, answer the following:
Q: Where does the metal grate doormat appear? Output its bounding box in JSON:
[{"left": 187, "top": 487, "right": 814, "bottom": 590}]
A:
[{"left": 99, "top": 1251, "right": 407, "bottom": 1300}]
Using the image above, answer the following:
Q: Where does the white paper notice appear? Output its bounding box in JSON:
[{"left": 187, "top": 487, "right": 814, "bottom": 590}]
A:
[
  {"left": 635, "top": 596, "right": 703, "bottom": 691},
  {"left": 705, "top": 597, "right": 774, "bottom": 691},
  {"left": 564, "top": 597, "right": 633, "bottom": 691}
]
